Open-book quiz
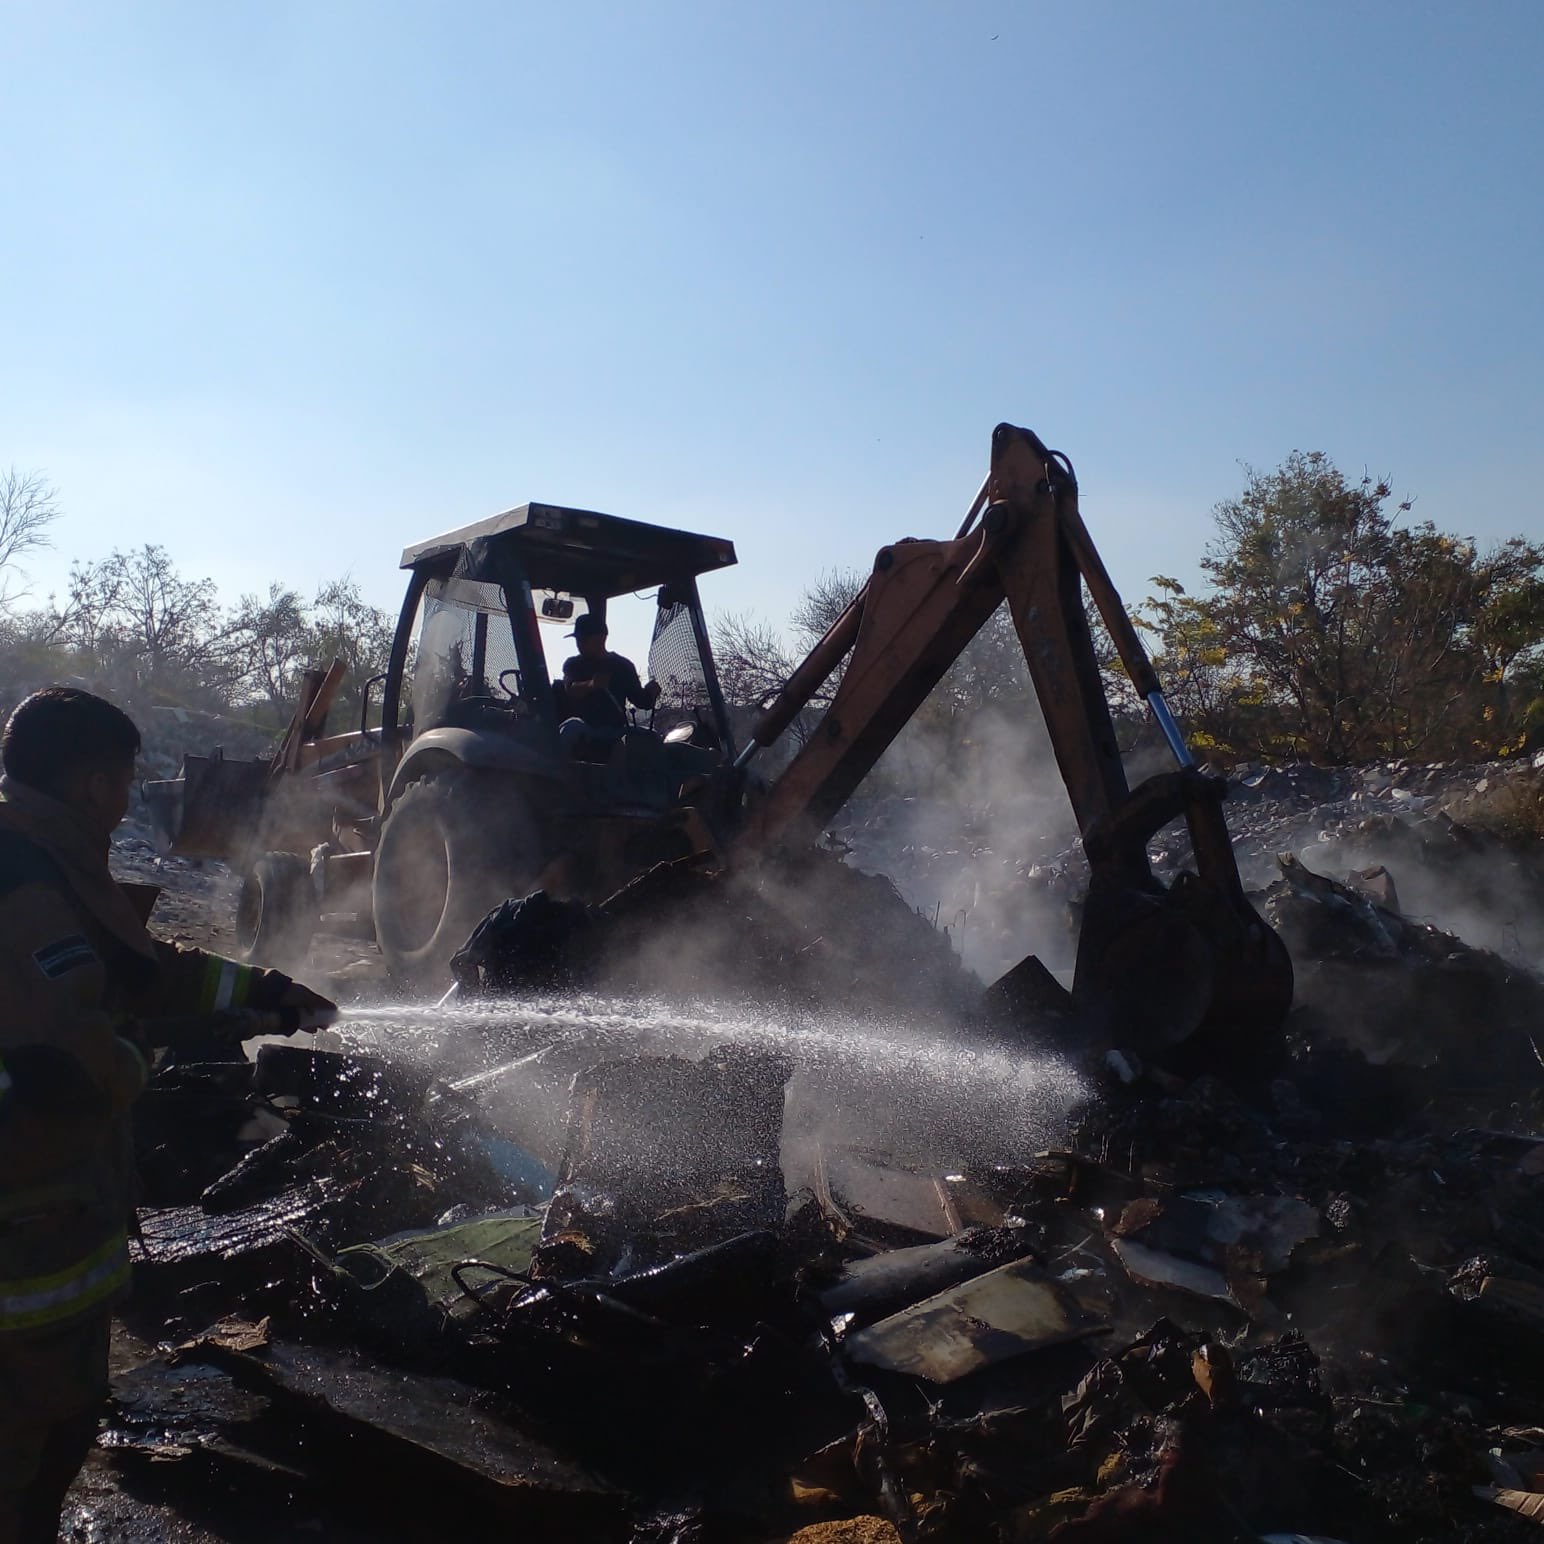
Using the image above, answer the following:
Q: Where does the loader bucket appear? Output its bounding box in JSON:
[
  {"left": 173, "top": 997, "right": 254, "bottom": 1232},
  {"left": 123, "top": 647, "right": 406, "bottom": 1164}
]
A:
[{"left": 144, "top": 752, "right": 271, "bottom": 860}]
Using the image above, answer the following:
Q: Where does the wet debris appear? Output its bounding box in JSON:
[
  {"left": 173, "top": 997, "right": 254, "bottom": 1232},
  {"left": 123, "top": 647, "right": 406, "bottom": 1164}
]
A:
[
  {"left": 169, "top": 1314, "right": 273, "bottom": 1362},
  {"left": 104, "top": 831, "right": 1544, "bottom": 1540},
  {"left": 1476, "top": 1484, "right": 1544, "bottom": 1523},
  {"left": 198, "top": 1340, "right": 631, "bottom": 1535},
  {"left": 1109, "top": 1191, "right": 1320, "bottom": 1317},
  {"left": 102, "top": 1344, "right": 629, "bottom": 1541},
  {"left": 128, "top": 1040, "right": 551, "bottom": 1340},
  {"left": 842, "top": 1257, "right": 1104, "bottom": 1382},
  {"left": 113, "top": 1013, "right": 1544, "bottom": 1544},
  {"left": 104, "top": 1359, "right": 275, "bottom": 1470},
  {"left": 540, "top": 1045, "right": 792, "bottom": 1272},
  {"left": 801, "top": 1145, "right": 985, "bottom": 1246},
  {"left": 817, "top": 1232, "right": 1028, "bottom": 1327}
]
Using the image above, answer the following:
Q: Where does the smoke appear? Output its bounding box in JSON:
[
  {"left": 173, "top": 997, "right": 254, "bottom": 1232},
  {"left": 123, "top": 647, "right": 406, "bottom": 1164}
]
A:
[
  {"left": 833, "top": 702, "right": 1091, "bottom": 985},
  {"left": 492, "top": 845, "right": 997, "bottom": 1029},
  {"left": 1307, "top": 815, "right": 1544, "bottom": 970}
]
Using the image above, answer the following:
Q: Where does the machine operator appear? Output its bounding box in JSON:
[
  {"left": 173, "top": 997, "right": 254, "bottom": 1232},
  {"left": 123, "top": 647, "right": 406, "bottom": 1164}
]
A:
[{"left": 557, "top": 612, "right": 662, "bottom": 756}]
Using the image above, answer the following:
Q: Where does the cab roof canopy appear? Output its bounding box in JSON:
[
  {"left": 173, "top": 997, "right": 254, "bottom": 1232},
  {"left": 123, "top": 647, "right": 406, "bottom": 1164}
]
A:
[{"left": 401, "top": 503, "right": 737, "bottom": 601}]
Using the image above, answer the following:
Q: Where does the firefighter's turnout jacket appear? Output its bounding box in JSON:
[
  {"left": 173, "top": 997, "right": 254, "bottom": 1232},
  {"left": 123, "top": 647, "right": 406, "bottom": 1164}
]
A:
[{"left": 0, "top": 775, "right": 288, "bottom": 1419}]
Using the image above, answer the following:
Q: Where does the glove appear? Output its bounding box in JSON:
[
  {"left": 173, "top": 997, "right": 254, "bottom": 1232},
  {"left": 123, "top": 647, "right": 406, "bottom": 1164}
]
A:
[{"left": 276, "top": 980, "right": 338, "bottom": 1032}]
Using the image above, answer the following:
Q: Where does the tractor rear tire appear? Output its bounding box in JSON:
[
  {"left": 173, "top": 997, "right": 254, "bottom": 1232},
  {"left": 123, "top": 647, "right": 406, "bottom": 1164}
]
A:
[
  {"left": 372, "top": 773, "right": 541, "bottom": 987},
  {"left": 236, "top": 852, "right": 316, "bottom": 968}
]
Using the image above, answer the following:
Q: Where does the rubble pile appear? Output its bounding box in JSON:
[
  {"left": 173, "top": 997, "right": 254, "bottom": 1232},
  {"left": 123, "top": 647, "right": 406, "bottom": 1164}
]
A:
[
  {"left": 450, "top": 848, "right": 981, "bottom": 1020},
  {"left": 127, "top": 1038, "right": 549, "bottom": 1333},
  {"left": 1265, "top": 856, "right": 1544, "bottom": 1081},
  {"left": 80, "top": 751, "right": 1544, "bottom": 1539},
  {"left": 835, "top": 753, "right": 1544, "bottom": 979},
  {"left": 96, "top": 855, "right": 1544, "bottom": 1541}
]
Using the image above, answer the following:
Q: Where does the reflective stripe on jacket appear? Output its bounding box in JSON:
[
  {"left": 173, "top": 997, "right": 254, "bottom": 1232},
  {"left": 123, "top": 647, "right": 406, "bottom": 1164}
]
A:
[
  {"left": 196, "top": 953, "right": 258, "bottom": 1013},
  {"left": 0, "top": 780, "right": 285, "bottom": 1339},
  {"left": 0, "top": 1230, "right": 129, "bottom": 1333}
]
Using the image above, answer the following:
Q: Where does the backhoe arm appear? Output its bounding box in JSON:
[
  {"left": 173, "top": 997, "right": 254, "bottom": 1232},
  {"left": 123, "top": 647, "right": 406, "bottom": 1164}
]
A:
[
  {"left": 744, "top": 425, "right": 1137, "bottom": 855},
  {"left": 737, "top": 424, "right": 1293, "bottom": 1046}
]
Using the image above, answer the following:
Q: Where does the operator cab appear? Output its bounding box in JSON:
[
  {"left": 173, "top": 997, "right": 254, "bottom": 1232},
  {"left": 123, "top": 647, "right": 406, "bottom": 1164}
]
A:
[{"left": 383, "top": 503, "right": 738, "bottom": 811}]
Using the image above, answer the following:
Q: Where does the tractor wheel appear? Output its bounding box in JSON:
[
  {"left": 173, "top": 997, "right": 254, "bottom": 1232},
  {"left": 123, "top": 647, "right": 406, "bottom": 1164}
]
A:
[
  {"left": 372, "top": 773, "right": 541, "bottom": 987},
  {"left": 236, "top": 852, "right": 316, "bottom": 968}
]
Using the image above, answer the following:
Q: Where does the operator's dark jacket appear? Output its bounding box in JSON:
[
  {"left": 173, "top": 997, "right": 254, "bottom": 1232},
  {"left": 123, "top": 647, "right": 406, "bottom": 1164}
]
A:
[
  {"left": 0, "top": 777, "right": 288, "bottom": 1455},
  {"left": 561, "top": 650, "right": 652, "bottom": 730}
]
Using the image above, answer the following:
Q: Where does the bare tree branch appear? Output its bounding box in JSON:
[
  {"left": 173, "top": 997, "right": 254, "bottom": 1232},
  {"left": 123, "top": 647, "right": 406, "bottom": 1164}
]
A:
[{"left": 0, "top": 466, "right": 60, "bottom": 607}]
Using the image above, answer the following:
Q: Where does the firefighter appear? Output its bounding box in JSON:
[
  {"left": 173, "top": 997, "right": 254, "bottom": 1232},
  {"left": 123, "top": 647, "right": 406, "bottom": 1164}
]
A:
[{"left": 0, "top": 688, "right": 335, "bottom": 1541}]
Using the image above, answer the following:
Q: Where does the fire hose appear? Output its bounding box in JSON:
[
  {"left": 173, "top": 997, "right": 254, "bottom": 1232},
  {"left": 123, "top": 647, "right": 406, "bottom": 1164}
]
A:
[{"left": 136, "top": 1003, "right": 337, "bottom": 1055}]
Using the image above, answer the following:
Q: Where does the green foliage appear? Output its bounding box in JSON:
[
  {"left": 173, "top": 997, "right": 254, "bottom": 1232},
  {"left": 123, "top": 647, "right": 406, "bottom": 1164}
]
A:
[
  {"left": 1141, "top": 453, "right": 1544, "bottom": 763},
  {"left": 0, "top": 525, "right": 397, "bottom": 763},
  {"left": 229, "top": 575, "right": 396, "bottom": 726},
  {"left": 14, "top": 452, "right": 1532, "bottom": 788}
]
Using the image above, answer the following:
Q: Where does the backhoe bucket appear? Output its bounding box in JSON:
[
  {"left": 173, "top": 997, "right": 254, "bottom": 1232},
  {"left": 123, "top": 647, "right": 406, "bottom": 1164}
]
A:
[
  {"left": 993, "top": 768, "right": 1294, "bottom": 1053},
  {"left": 1070, "top": 872, "right": 1294, "bottom": 1051}
]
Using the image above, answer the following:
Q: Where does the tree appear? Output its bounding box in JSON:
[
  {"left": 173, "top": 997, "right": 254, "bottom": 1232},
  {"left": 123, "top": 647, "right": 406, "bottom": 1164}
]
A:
[
  {"left": 307, "top": 577, "right": 396, "bottom": 724},
  {"left": 226, "top": 576, "right": 395, "bottom": 726},
  {"left": 711, "top": 569, "right": 866, "bottom": 747},
  {"left": 228, "top": 584, "right": 311, "bottom": 711},
  {"left": 1468, "top": 537, "right": 1544, "bottom": 751},
  {"left": 712, "top": 612, "right": 799, "bottom": 711},
  {"left": 1142, "top": 452, "right": 1544, "bottom": 763},
  {"left": 790, "top": 568, "right": 864, "bottom": 650},
  {"left": 0, "top": 467, "right": 61, "bottom": 607},
  {"left": 1202, "top": 453, "right": 1407, "bottom": 760},
  {"left": 1138, "top": 576, "right": 1255, "bottom": 756},
  {"left": 71, "top": 546, "right": 228, "bottom": 693},
  {"left": 31, "top": 544, "right": 232, "bottom": 710}
]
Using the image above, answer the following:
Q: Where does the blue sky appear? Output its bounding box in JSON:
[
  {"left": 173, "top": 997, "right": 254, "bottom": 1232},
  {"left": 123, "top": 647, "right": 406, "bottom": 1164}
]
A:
[{"left": 3, "top": 1, "right": 1541, "bottom": 667}]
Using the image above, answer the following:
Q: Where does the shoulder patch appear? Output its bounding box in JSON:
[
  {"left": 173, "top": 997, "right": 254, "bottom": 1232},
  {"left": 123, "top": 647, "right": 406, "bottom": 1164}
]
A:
[{"left": 33, "top": 934, "right": 98, "bottom": 980}]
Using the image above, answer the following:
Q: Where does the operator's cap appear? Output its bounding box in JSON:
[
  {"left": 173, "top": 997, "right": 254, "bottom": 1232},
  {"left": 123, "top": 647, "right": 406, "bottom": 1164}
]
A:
[{"left": 567, "top": 613, "right": 607, "bottom": 639}]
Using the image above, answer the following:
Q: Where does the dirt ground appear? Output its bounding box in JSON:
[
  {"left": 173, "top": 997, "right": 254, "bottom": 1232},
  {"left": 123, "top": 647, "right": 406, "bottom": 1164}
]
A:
[{"left": 112, "top": 832, "right": 386, "bottom": 997}]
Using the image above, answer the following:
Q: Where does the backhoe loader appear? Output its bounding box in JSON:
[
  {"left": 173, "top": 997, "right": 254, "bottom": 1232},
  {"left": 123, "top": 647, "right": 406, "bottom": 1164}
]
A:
[
  {"left": 146, "top": 424, "right": 1292, "bottom": 1046},
  {"left": 727, "top": 422, "right": 1293, "bottom": 1047}
]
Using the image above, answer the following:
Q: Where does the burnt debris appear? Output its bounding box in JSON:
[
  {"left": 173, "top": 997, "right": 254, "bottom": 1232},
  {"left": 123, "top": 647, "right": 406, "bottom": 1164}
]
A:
[{"left": 92, "top": 758, "right": 1544, "bottom": 1541}]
